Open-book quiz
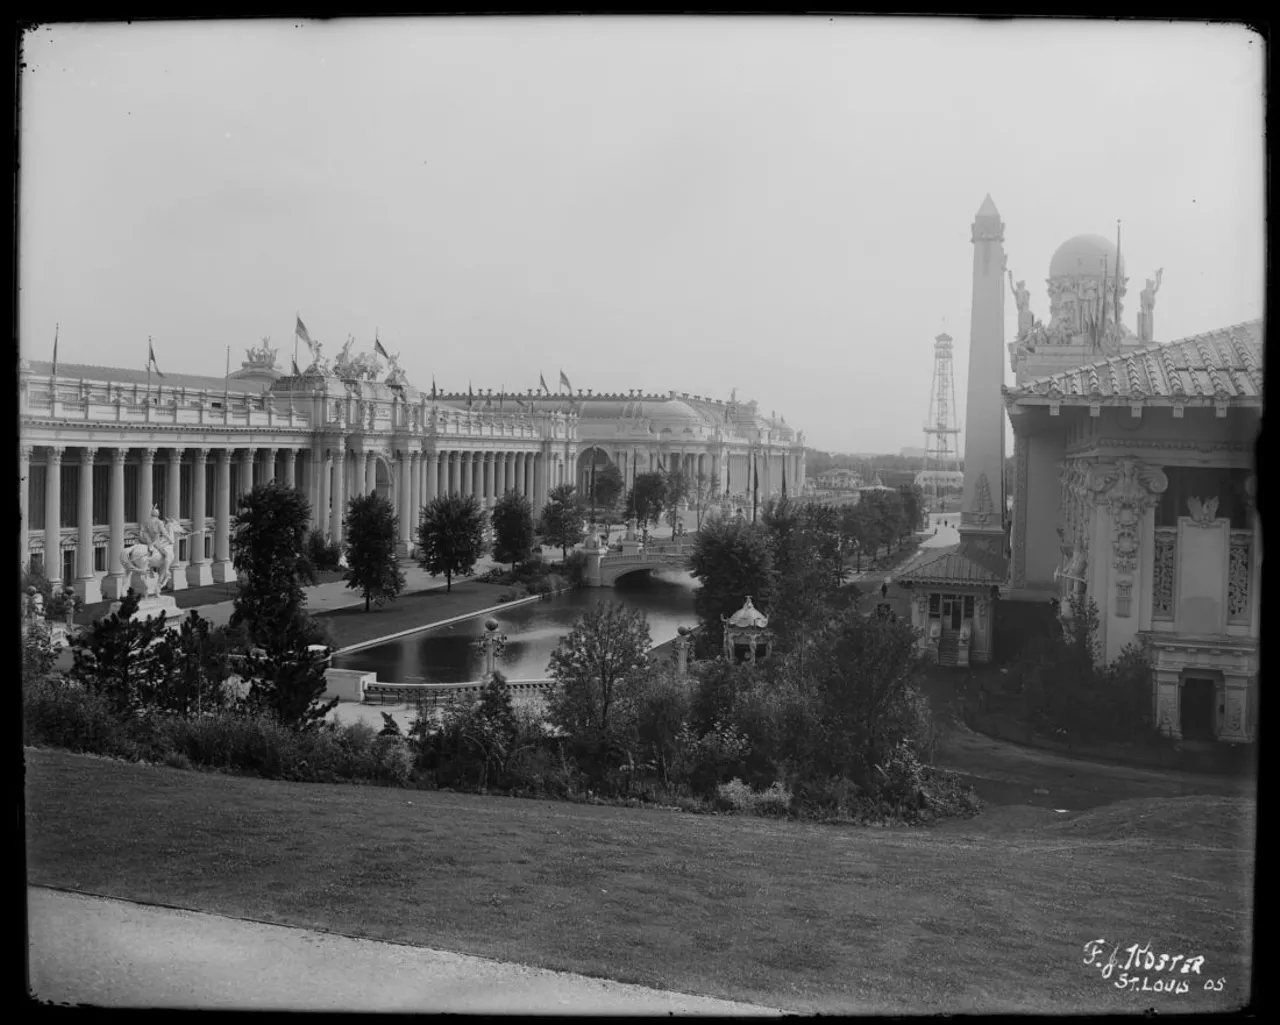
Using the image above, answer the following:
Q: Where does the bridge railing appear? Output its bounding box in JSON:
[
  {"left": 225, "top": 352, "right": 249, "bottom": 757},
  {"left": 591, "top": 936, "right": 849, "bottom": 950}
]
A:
[{"left": 362, "top": 678, "right": 554, "bottom": 706}]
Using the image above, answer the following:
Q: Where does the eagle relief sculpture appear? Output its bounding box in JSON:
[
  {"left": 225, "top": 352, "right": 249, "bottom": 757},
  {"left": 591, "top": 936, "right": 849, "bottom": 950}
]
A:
[
  {"left": 1088, "top": 457, "right": 1169, "bottom": 575},
  {"left": 1187, "top": 495, "right": 1220, "bottom": 525}
]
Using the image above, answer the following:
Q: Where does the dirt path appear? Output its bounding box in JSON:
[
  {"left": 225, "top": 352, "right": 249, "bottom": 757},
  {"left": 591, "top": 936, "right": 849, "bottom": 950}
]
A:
[{"left": 28, "top": 887, "right": 783, "bottom": 1015}]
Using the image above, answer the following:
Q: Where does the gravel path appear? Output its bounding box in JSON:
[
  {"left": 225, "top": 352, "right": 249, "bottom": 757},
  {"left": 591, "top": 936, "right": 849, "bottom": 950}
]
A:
[{"left": 28, "top": 887, "right": 783, "bottom": 1015}]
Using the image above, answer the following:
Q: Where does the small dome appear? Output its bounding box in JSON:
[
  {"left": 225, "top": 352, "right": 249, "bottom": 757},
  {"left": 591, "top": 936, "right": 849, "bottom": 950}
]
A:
[
  {"left": 725, "top": 596, "right": 769, "bottom": 629},
  {"left": 1049, "top": 234, "right": 1124, "bottom": 279}
]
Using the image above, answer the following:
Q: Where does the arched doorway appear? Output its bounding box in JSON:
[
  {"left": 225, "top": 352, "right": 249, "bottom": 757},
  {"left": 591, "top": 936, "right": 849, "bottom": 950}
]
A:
[
  {"left": 374, "top": 456, "right": 392, "bottom": 504},
  {"left": 1180, "top": 677, "right": 1218, "bottom": 742}
]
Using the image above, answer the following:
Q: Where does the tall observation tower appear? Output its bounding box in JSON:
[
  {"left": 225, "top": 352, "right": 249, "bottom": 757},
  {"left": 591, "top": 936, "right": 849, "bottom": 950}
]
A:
[{"left": 920, "top": 332, "right": 962, "bottom": 509}]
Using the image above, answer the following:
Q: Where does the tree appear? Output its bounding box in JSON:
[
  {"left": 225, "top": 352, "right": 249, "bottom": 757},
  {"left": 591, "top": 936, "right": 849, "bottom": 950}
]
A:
[
  {"left": 230, "top": 481, "right": 318, "bottom": 645},
  {"left": 343, "top": 492, "right": 406, "bottom": 611},
  {"left": 662, "top": 467, "right": 690, "bottom": 532},
  {"left": 546, "top": 602, "right": 652, "bottom": 738},
  {"left": 762, "top": 498, "right": 837, "bottom": 653},
  {"left": 588, "top": 462, "right": 624, "bottom": 512},
  {"left": 792, "top": 604, "right": 928, "bottom": 788},
  {"left": 237, "top": 615, "right": 337, "bottom": 729},
  {"left": 840, "top": 502, "right": 875, "bottom": 572},
  {"left": 538, "top": 483, "right": 584, "bottom": 561},
  {"left": 417, "top": 493, "right": 487, "bottom": 592},
  {"left": 626, "top": 472, "right": 666, "bottom": 533},
  {"left": 68, "top": 590, "right": 175, "bottom": 715},
  {"left": 690, "top": 472, "right": 717, "bottom": 530},
  {"left": 688, "top": 515, "right": 774, "bottom": 657},
  {"left": 491, "top": 490, "right": 536, "bottom": 570},
  {"left": 897, "top": 483, "right": 926, "bottom": 539}
]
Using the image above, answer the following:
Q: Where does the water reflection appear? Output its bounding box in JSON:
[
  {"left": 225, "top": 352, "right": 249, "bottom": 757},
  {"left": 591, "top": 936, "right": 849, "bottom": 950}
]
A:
[{"left": 332, "top": 571, "right": 698, "bottom": 683}]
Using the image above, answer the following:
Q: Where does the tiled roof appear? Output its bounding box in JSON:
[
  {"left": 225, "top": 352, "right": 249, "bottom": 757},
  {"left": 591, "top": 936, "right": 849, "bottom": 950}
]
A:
[
  {"left": 1005, "top": 320, "right": 1263, "bottom": 405},
  {"left": 896, "top": 541, "right": 1008, "bottom": 586},
  {"left": 25, "top": 360, "right": 269, "bottom": 394}
]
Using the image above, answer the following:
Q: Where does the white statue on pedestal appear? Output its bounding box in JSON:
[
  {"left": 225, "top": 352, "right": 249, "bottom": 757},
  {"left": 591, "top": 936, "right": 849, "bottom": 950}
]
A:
[{"left": 120, "top": 506, "right": 184, "bottom": 594}]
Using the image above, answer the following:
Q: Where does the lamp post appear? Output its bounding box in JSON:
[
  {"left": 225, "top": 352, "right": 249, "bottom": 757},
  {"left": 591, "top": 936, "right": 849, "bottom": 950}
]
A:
[
  {"left": 474, "top": 617, "right": 508, "bottom": 680},
  {"left": 673, "top": 625, "right": 693, "bottom": 677}
]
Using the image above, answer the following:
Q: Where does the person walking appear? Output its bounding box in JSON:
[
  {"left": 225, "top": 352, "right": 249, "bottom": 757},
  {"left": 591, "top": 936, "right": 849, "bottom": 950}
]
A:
[{"left": 881, "top": 580, "right": 889, "bottom": 600}]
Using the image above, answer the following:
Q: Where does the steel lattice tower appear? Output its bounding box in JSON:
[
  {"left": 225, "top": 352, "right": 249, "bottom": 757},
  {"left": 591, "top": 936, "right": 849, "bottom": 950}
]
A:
[{"left": 922, "top": 332, "right": 962, "bottom": 508}]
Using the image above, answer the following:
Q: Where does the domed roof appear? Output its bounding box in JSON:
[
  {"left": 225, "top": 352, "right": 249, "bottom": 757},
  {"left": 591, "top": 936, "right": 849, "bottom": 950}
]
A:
[
  {"left": 1049, "top": 234, "right": 1125, "bottom": 279},
  {"left": 724, "top": 596, "right": 769, "bottom": 629},
  {"left": 646, "top": 398, "right": 716, "bottom": 432}
]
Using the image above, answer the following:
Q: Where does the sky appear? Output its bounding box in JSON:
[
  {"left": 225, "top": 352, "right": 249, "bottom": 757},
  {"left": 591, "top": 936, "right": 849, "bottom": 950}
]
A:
[{"left": 18, "top": 17, "right": 1266, "bottom": 455}]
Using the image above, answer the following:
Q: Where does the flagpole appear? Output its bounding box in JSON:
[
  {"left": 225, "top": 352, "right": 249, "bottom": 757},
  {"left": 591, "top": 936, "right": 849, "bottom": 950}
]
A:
[
  {"left": 294, "top": 311, "right": 299, "bottom": 370},
  {"left": 51, "top": 323, "right": 59, "bottom": 377}
]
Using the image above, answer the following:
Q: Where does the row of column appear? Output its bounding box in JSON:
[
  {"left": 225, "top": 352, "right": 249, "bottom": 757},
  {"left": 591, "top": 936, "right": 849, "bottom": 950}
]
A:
[
  {"left": 20, "top": 444, "right": 300, "bottom": 600},
  {"left": 313, "top": 446, "right": 556, "bottom": 554}
]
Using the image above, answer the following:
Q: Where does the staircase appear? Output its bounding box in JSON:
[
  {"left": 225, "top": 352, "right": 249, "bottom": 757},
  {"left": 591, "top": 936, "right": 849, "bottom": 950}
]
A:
[{"left": 936, "top": 633, "right": 960, "bottom": 667}]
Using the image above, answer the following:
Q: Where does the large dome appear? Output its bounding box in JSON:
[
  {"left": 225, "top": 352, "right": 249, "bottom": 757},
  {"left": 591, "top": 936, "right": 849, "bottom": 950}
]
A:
[{"left": 1049, "top": 234, "right": 1124, "bottom": 279}]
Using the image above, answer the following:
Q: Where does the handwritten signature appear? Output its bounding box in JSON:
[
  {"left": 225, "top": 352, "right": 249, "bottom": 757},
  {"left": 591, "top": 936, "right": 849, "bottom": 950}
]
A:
[{"left": 1083, "top": 939, "right": 1226, "bottom": 993}]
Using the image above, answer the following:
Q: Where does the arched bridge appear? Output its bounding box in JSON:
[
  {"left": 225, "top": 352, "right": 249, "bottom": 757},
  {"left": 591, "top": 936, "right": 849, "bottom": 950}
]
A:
[{"left": 585, "top": 541, "right": 694, "bottom": 587}]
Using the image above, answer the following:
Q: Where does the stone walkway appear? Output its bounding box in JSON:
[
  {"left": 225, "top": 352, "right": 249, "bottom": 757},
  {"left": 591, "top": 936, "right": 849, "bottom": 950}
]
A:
[{"left": 28, "top": 887, "right": 783, "bottom": 1015}]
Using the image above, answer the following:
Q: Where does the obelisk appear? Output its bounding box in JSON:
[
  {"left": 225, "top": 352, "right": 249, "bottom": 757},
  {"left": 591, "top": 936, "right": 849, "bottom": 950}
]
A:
[{"left": 959, "top": 195, "right": 1008, "bottom": 556}]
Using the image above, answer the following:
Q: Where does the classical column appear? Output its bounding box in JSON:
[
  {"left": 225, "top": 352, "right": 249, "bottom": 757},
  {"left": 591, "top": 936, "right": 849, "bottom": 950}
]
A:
[
  {"left": 310, "top": 441, "right": 326, "bottom": 530},
  {"left": 262, "top": 447, "right": 277, "bottom": 487},
  {"left": 319, "top": 450, "right": 332, "bottom": 538},
  {"left": 533, "top": 452, "right": 545, "bottom": 514},
  {"left": 516, "top": 452, "right": 527, "bottom": 497},
  {"left": 20, "top": 446, "right": 32, "bottom": 571},
  {"left": 283, "top": 448, "right": 297, "bottom": 489},
  {"left": 448, "top": 450, "right": 460, "bottom": 496},
  {"left": 331, "top": 444, "right": 346, "bottom": 545},
  {"left": 426, "top": 451, "right": 439, "bottom": 504},
  {"left": 139, "top": 447, "right": 156, "bottom": 525},
  {"left": 365, "top": 450, "right": 377, "bottom": 497},
  {"left": 408, "top": 451, "right": 421, "bottom": 542},
  {"left": 482, "top": 452, "right": 493, "bottom": 508},
  {"left": 44, "top": 446, "right": 64, "bottom": 583},
  {"left": 187, "top": 449, "right": 213, "bottom": 587},
  {"left": 460, "top": 451, "right": 472, "bottom": 499},
  {"left": 166, "top": 447, "right": 187, "bottom": 590},
  {"left": 211, "top": 450, "right": 234, "bottom": 582},
  {"left": 238, "top": 448, "right": 254, "bottom": 505},
  {"left": 74, "top": 447, "right": 100, "bottom": 602},
  {"left": 104, "top": 449, "right": 128, "bottom": 598},
  {"left": 399, "top": 450, "right": 413, "bottom": 554},
  {"left": 497, "top": 451, "right": 508, "bottom": 496}
]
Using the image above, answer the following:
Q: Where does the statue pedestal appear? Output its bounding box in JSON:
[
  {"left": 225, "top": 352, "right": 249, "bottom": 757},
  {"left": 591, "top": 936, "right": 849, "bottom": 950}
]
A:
[{"left": 109, "top": 594, "right": 187, "bottom": 626}]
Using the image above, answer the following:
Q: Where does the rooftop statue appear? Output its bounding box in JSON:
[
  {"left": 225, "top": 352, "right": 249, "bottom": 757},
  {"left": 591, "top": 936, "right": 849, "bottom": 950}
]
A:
[
  {"left": 384, "top": 350, "right": 407, "bottom": 386},
  {"left": 245, "top": 338, "right": 278, "bottom": 367},
  {"left": 333, "top": 335, "right": 359, "bottom": 379},
  {"left": 302, "top": 339, "right": 331, "bottom": 377},
  {"left": 1008, "top": 270, "right": 1033, "bottom": 336}
]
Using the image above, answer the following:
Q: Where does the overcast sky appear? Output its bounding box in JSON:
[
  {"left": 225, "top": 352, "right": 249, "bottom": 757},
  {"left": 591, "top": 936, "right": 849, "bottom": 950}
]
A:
[{"left": 18, "top": 17, "right": 1265, "bottom": 454}]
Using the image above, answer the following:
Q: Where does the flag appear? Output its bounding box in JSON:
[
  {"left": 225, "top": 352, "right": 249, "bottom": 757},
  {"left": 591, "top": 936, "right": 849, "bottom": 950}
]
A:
[
  {"left": 51, "top": 323, "right": 59, "bottom": 376},
  {"left": 292, "top": 356, "right": 301, "bottom": 376},
  {"left": 431, "top": 376, "right": 437, "bottom": 401},
  {"left": 559, "top": 370, "right": 572, "bottom": 392},
  {"left": 539, "top": 372, "right": 550, "bottom": 394},
  {"left": 782, "top": 459, "right": 788, "bottom": 499},
  {"left": 499, "top": 385, "right": 505, "bottom": 411},
  {"left": 373, "top": 335, "right": 390, "bottom": 361},
  {"left": 148, "top": 337, "right": 165, "bottom": 378},
  {"left": 295, "top": 316, "right": 314, "bottom": 353},
  {"left": 467, "top": 382, "right": 473, "bottom": 409}
]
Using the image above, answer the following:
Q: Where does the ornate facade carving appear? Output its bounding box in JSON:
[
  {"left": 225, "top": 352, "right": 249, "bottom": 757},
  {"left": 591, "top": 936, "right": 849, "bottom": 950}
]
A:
[
  {"left": 972, "top": 472, "right": 994, "bottom": 525},
  {"left": 1228, "top": 533, "right": 1251, "bottom": 621},
  {"left": 1087, "top": 457, "right": 1168, "bottom": 575},
  {"left": 1186, "top": 495, "right": 1220, "bottom": 525},
  {"left": 1011, "top": 433, "right": 1029, "bottom": 586},
  {"left": 1152, "top": 527, "right": 1176, "bottom": 619}
]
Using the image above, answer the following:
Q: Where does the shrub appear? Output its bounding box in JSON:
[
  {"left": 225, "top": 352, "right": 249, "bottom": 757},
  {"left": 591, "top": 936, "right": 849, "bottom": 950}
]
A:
[
  {"left": 560, "top": 550, "right": 589, "bottom": 588},
  {"left": 715, "top": 777, "right": 793, "bottom": 816},
  {"left": 22, "top": 619, "right": 59, "bottom": 685},
  {"left": 307, "top": 529, "right": 343, "bottom": 572}
]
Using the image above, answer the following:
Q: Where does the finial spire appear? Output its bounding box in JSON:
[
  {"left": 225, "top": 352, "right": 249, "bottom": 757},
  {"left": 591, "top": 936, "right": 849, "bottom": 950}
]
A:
[{"left": 976, "top": 194, "right": 1000, "bottom": 218}]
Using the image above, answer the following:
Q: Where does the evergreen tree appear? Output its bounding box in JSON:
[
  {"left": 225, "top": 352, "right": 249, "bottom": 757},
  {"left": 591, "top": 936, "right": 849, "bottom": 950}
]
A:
[
  {"left": 491, "top": 490, "right": 536, "bottom": 570},
  {"left": 230, "top": 481, "right": 318, "bottom": 645},
  {"left": 237, "top": 615, "right": 337, "bottom": 729},
  {"left": 538, "top": 483, "right": 584, "bottom": 561},
  {"left": 68, "top": 590, "right": 174, "bottom": 715},
  {"left": 688, "top": 516, "right": 774, "bottom": 657},
  {"left": 417, "top": 493, "right": 487, "bottom": 592},
  {"left": 762, "top": 498, "right": 837, "bottom": 652},
  {"left": 343, "top": 492, "right": 406, "bottom": 611}
]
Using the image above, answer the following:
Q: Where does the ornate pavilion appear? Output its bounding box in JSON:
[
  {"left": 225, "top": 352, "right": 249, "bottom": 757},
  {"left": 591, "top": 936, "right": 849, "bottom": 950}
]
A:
[
  {"left": 19, "top": 341, "right": 804, "bottom": 603},
  {"left": 900, "top": 198, "right": 1261, "bottom": 744}
]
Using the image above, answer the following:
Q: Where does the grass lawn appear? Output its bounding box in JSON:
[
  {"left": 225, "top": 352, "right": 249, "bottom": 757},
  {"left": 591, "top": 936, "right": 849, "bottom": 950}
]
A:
[
  {"left": 314, "top": 578, "right": 513, "bottom": 650},
  {"left": 25, "top": 748, "right": 1253, "bottom": 1014}
]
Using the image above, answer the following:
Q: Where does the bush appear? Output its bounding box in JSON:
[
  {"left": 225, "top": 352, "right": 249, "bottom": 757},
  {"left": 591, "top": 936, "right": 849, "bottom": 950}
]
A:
[
  {"left": 560, "top": 550, "right": 589, "bottom": 588},
  {"left": 715, "top": 777, "right": 793, "bottom": 816},
  {"left": 22, "top": 620, "right": 59, "bottom": 685},
  {"left": 307, "top": 529, "right": 343, "bottom": 572}
]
